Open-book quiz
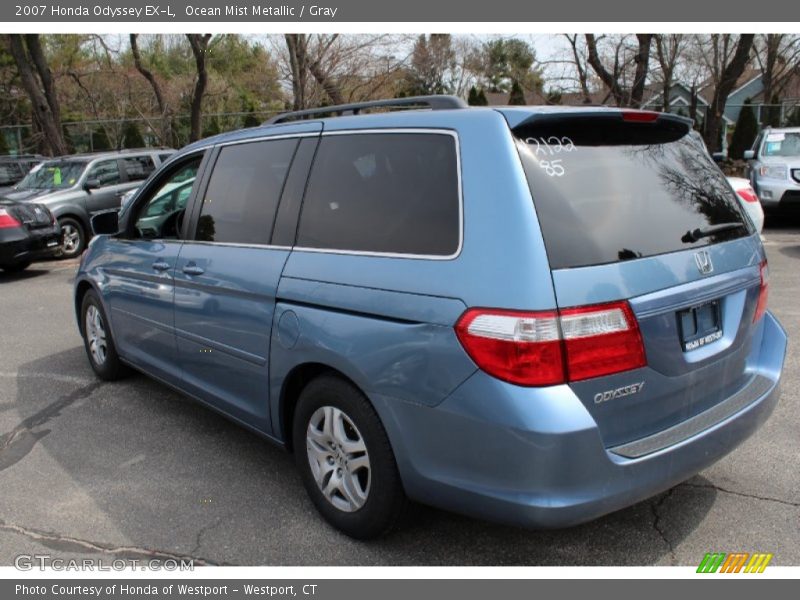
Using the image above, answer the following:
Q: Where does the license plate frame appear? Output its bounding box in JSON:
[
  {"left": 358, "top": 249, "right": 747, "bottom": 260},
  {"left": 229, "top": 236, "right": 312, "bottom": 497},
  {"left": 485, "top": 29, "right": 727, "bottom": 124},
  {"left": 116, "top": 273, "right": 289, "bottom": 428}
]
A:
[{"left": 678, "top": 300, "right": 722, "bottom": 352}]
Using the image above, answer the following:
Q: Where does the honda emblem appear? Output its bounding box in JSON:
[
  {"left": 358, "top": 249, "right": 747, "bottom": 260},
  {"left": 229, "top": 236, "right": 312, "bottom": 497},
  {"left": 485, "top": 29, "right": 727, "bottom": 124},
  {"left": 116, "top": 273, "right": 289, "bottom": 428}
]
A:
[{"left": 695, "top": 250, "right": 713, "bottom": 275}]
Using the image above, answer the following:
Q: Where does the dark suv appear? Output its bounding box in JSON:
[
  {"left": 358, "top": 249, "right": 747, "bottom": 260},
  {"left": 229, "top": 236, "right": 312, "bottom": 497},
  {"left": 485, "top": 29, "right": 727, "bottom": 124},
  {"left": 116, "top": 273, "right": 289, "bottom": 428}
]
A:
[{"left": 2, "top": 148, "right": 173, "bottom": 258}]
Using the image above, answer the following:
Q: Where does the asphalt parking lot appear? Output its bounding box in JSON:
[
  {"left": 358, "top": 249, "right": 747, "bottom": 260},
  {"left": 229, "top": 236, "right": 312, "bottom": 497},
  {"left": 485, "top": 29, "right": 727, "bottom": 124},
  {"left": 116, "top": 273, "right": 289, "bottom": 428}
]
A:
[{"left": 0, "top": 223, "right": 798, "bottom": 567}]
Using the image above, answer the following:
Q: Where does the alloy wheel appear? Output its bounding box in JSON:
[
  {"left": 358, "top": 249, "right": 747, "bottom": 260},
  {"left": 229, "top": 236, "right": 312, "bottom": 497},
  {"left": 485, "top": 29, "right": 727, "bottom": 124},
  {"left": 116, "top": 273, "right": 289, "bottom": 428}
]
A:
[
  {"left": 305, "top": 406, "right": 371, "bottom": 512},
  {"left": 85, "top": 305, "right": 107, "bottom": 366}
]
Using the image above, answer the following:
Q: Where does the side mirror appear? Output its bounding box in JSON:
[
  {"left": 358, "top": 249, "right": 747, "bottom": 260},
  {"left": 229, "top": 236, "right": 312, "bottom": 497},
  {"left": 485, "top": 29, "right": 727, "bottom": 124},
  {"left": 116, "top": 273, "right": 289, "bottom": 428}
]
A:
[
  {"left": 711, "top": 152, "right": 726, "bottom": 163},
  {"left": 90, "top": 210, "right": 120, "bottom": 236},
  {"left": 83, "top": 179, "right": 101, "bottom": 192},
  {"left": 743, "top": 150, "right": 755, "bottom": 160}
]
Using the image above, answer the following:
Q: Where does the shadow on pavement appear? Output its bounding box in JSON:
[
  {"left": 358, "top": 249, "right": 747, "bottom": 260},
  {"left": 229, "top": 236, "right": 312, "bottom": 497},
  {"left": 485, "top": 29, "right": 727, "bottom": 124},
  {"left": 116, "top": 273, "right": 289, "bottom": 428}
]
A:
[{"left": 4, "top": 346, "right": 716, "bottom": 566}]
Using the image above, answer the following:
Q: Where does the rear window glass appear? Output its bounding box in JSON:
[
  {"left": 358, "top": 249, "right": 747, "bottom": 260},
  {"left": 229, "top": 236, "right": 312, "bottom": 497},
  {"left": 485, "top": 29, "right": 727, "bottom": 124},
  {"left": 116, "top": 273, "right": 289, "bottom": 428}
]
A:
[
  {"left": 514, "top": 118, "right": 751, "bottom": 269},
  {"left": 297, "top": 133, "right": 460, "bottom": 256}
]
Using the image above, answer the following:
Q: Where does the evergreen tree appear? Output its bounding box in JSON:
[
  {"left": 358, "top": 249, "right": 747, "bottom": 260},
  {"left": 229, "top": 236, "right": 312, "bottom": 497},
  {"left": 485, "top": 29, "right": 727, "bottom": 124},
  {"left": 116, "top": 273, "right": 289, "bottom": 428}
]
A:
[
  {"left": 765, "top": 94, "right": 782, "bottom": 127},
  {"left": 467, "top": 86, "right": 479, "bottom": 106},
  {"left": 729, "top": 98, "right": 758, "bottom": 160},
  {"left": 242, "top": 113, "right": 260, "bottom": 128},
  {"left": 122, "top": 121, "right": 145, "bottom": 148},
  {"left": 90, "top": 127, "right": 111, "bottom": 151},
  {"left": 476, "top": 88, "right": 488, "bottom": 106},
  {"left": 508, "top": 80, "right": 526, "bottom": 105},
  {"left": 786, "top": 107, "right": 800, "bottom": 127}
]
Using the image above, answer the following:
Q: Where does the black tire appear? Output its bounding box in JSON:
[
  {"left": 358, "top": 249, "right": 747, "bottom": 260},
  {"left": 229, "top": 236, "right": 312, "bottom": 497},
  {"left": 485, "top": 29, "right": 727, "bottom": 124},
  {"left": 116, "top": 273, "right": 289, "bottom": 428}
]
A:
[
  {"left": 1, "top": 261, "right": 30, "bottom": 273},
  {"left": 293, "top": 375, "right": 408, "bottom": 539},
  {"left": 80, "top": 290, "right": 130, "bottom": 381},
  {"left": 58, "top": 217, "right": 86, "bottom": 259}
]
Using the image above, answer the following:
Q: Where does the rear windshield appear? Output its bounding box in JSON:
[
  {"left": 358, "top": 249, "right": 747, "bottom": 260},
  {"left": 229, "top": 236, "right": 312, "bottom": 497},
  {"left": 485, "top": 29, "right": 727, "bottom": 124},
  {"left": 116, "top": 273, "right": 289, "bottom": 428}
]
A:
[{"left": 514, "top": 117, "right": 751, "bottom": 269}]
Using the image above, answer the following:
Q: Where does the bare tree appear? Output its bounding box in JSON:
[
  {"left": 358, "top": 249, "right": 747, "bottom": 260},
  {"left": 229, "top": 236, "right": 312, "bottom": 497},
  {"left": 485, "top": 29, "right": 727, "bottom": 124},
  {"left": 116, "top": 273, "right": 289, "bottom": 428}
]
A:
[
  {"left": 6, "top": 34, "right": 67, "bottom": 155},
  {"left": 630, "top": 34, "right": 653, "bottom": 108},
  {"left": 280, "top": 34, "right": 410, "bottom": 110},
  {"left": 284, "top": 34, "right": 346, "bottom": 109},
  {"left": 564, "top": 34, "right": 592, "bottom": 103},
  {"left": 754, "top": 34, "right": 800, "bottom": 116},
  {"left": 585, "top": 34, "right": 652, "bottom": 107},
  {"left": 653, "top": 35, "right": 686, "bottom": 112},
  {"left": 284, "top": 34, "right": 309, "bottom": 110},
  {"left": 130, "top": 34, "right": 173, "bottom": 144},
  {"left": 186, "top": 33, "right": 212, "bottom": 142},
  {"left": 694, "top": 34, "right": 755, "bottom": 152}
]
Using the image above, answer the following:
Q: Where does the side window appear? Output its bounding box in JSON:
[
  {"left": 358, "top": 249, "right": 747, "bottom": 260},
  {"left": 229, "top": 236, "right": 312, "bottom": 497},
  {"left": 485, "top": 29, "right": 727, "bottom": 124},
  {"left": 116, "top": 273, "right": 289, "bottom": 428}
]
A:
[
  {"left": 159, "top": 153, "right": 173, "bottom": 163},
  {"left": 195, "top": 138, "right": 297, "bottom": 245},
  {"left": 87, "top": 160, "right": 122, "bottom": 187},
  {"left": 296, "top": 133, "right": 460, "bottom": 256},
  {"left": 132, "top": 158, "right": 201, "bottom": 240},
  {"left": 121, "top": 156, "right": 156, "bottom": 182}
]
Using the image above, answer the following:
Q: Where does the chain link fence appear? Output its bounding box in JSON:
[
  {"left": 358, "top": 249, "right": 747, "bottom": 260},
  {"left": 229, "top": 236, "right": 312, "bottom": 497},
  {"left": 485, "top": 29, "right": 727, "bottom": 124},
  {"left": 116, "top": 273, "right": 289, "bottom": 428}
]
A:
[
  {"left": 2, "top": 101, "right": 799, "bottom": 156},
  {"left": 0, "top": 110, "right": 284, "bottom": 155}
]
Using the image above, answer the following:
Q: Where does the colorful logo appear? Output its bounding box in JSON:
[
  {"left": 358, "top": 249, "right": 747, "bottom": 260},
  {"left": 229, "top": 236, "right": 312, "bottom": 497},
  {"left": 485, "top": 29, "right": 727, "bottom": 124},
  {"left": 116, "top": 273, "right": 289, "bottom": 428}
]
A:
[{"left": 697, "top": 552, "right": 773, "bottom": 573}]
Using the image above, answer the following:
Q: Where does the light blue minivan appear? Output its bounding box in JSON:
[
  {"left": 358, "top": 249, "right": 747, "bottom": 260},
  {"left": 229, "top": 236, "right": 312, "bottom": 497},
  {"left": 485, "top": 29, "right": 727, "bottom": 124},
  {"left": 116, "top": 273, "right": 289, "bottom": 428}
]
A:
[{"left": 75, "top": 96, "right": 787, "bottom": 538}]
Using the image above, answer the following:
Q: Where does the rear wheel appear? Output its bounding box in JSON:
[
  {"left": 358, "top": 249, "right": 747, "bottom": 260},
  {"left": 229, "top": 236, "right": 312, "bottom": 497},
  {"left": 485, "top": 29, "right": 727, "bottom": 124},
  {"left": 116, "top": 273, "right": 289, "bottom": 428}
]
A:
[
  {"left": 59, "top": 217, "right": 86, "bottom": 259},
  {"left": 80, "top": 290, "right": 129, "bottom": 381},
  {"left": 293, "top": 375, "right": 408, "bottom": 539}
]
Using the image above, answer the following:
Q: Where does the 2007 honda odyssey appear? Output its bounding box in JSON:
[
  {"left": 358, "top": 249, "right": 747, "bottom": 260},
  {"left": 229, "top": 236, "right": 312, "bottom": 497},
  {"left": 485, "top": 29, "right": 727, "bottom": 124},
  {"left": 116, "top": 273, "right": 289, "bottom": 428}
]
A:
[{"left": 75, "top": 96, "right": 787, "bottom": 539}]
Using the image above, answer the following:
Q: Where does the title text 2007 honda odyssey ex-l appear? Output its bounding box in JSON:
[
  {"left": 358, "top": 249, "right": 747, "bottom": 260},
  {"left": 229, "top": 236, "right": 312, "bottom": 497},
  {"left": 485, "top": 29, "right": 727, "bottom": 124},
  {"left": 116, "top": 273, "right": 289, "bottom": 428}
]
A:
[{"left": 75, "top": 96, "right": 787, "bottom": 539}]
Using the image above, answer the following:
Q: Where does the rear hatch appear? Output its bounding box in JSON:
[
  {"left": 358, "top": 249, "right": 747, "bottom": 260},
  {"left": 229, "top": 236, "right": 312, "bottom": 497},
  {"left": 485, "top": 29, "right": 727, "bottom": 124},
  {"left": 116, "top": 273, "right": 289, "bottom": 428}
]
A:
[{"left": 509, "top": 110, "right": 766, "bottom": 449}]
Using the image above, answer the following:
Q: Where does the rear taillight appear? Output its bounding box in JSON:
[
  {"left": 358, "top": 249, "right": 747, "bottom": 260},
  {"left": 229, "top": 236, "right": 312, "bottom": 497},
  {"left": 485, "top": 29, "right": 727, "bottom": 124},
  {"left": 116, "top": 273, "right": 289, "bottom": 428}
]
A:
[
  {"left": 754, "top": 260, "right": 769, "bottom": 323},
  {"left": 736, "top": 187, "right": 759, "bottom": 203},
  {"left": 455, "top": 301, "right": 646, "bottom": 387},
  {"left": 0, "top": 208, "right": 21, "bottom": 229},
  {"left": 455, "top": 309, "right": 564, "bottom": 386}
]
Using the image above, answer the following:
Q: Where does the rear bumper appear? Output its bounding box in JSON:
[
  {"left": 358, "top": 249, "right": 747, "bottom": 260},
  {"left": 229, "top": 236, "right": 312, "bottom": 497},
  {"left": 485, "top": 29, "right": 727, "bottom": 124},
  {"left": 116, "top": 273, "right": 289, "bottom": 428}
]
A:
[
  {"left": 373, "top": 311, "right": 786, "bottom": 528},
  {"left": 0, "top": 226, "right": 61, "bottom": 266}
]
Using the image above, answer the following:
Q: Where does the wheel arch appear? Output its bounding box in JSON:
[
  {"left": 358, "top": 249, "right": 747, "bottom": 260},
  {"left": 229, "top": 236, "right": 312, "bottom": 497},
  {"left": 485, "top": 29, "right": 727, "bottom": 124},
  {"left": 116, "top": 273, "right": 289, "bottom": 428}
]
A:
[
  {"left": 278, "top": 362, "right": 367, "bottom": 453},
  {"left": 74, "top": 277, "right": 116, "bottom": 342}
]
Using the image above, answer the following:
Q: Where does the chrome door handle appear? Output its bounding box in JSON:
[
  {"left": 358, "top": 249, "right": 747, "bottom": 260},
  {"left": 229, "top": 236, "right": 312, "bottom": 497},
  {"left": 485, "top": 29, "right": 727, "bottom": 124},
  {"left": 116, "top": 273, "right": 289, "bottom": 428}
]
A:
[
  {"left": 182, "top": 264, "right": 205, "bottom": 276},
  {"left": 152, "top": 261, "right": 171, "bottom": 272}
]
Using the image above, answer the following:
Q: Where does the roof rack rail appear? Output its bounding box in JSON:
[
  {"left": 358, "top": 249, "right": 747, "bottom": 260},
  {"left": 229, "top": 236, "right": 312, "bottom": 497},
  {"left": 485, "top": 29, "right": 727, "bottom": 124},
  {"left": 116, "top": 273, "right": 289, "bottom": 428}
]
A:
[{"left": 264, "top": 95, "right": 468, "bottom": 125}]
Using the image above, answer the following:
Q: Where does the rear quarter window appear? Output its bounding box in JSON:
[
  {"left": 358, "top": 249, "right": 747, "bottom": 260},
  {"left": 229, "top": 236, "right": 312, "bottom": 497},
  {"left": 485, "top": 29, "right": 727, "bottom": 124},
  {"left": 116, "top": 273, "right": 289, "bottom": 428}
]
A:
[{"left": 296, "top": 132, "right": 460, "bottom": 256}]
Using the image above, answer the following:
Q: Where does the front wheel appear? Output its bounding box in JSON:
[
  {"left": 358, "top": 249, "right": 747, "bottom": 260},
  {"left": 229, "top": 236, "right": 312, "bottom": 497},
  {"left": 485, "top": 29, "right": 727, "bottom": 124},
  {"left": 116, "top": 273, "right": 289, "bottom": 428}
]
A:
[
  {"left": 293, "top": 375, "right": 408, "bottom": 539},
  {"left": 80, "top": 290, "right": 129, "bottom": 381},
  {"left": 59, "top": 217, "right": 86, "bottom": 259}
]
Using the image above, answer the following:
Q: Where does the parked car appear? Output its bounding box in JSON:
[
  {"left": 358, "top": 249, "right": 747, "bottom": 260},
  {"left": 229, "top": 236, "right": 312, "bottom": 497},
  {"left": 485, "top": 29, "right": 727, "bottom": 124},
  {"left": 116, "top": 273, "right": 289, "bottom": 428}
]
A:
[
  {"left": 728, "top": 177, "right": 765, "bottom": 233},
  {"left": 745, "top": 126, "right": 800, "bottom": 212},
  {"left": 1, "top": 148, "right": 174, "bottom": 258},
  {"left": 0, "top": 198, "right": 61, "bottom": 272},
  {"left": 74, "top": 97, "right": 787, "bottom": 539},
  {"left": 688, "top": 133, "right": 764, "bottom": 233},
  {"left": 0, "top": 154, "right": 44, "bottom": 194}
]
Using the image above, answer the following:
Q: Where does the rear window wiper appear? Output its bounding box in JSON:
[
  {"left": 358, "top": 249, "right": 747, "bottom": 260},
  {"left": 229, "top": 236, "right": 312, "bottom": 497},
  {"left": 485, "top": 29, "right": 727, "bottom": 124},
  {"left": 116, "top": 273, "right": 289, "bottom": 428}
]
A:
[{"left": 681, "top": 222, "right": 746, "bottom": 244}]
